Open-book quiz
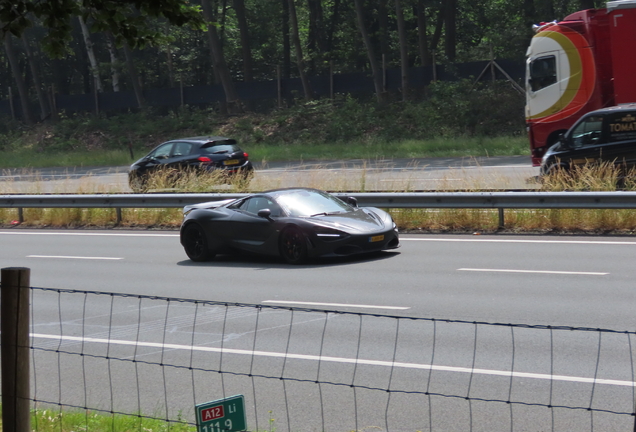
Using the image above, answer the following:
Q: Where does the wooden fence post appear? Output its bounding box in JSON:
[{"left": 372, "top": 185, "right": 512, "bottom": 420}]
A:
[{"left": 1, "top": 267, "right": 32, "bottom": 432}]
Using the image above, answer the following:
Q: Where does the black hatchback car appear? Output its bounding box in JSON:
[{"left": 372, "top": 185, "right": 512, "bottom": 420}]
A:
[
  {"left": 128, "top": 136, "right": 253, "bottom": 192},
  {"left": 541, "top": 104, "right": 636, "bottom": 175}
]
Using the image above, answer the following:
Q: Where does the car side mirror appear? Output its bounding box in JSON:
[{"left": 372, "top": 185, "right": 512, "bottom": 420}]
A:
[
  {"left": 345, "top": 197, "right": 358, "bottom": 207},
  {"left": 257, "top": 209, "right": 273, "bottom": 220},
  {"left": 557, "top": 133, "right": 571, "bottom": 148}
]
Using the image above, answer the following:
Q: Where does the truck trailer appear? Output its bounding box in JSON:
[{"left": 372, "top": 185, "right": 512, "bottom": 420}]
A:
[{"left": 525, "top": 0, "right": 636, "bottom": 166}]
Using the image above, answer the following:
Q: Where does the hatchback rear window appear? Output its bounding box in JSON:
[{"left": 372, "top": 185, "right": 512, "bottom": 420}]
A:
[{"left": 200, "top": 144, "right": 241, "bottom": 154}]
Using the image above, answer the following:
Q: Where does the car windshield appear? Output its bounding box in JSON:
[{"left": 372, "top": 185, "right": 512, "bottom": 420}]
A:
[{"left": 273, "top": 189, "right": 352, "bottom": 217}]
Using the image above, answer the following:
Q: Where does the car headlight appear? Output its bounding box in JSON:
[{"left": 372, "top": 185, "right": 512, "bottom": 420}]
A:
[{"left": 314, "top": 228, "right": 346, "bottom": 240}]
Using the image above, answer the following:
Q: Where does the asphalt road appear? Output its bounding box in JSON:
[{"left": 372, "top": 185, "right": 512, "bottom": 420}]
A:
[
  {"left": 0, "top": 155, "right": 541, "bottom": 193},
  {"left": 2, "top": 229, "right": 635, "bottom": 430}
]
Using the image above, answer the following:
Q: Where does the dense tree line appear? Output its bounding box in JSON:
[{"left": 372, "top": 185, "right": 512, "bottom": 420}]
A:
[{"left": 1, "top": 0, "right": 604, "bottom": 123}]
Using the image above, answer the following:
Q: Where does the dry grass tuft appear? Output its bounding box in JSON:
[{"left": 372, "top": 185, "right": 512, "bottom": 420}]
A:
[{"left": 3, "top": 162, "right": 636, "bottom": 233}]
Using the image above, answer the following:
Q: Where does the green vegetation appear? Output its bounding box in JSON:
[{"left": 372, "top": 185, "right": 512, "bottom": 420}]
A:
[
  {"left": 0, "top": 81, "right": 527, "bottom": 169},
  {"left": 4, "top": 83, "right": 631, "bottom": 235},
  {"left": 2, "top": 163, "right": 636, "bottom": 235},
  {"left": 0, "top": 408, "right": 196, "bottom": 431}
]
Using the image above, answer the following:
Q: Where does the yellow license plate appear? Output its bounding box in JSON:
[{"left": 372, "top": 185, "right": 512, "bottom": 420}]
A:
[
  {"left": 369, "top": 235, "right": 384, "bottom": 242},
  {"left": 224, "top": 159, "right": 239, "bottom": 166}
]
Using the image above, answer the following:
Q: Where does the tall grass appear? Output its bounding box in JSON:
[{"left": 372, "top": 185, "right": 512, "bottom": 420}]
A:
[
  {"left": 24, "top": 408, "right": 195, "bottom": 432},
  {"left": 2, "top": 162, "right": 635, "bottom": 234},
  {"left": 389, "top": 163, "right": 636, "bottom": 234}
]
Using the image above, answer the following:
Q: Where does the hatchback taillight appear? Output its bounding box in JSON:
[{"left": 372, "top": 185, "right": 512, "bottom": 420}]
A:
[
  {"left": 198, "top": 156, "right": 212, "bottom": 163},
  {"left": 243, "top": 152, "right": 249, "bottom": 159}
]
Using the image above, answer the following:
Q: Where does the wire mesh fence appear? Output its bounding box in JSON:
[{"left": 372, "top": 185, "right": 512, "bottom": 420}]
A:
[{"left": 10, "top": 285, "right": 636, "bottom": 431}]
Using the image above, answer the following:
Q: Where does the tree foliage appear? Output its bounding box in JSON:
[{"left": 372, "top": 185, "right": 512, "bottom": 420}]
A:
[
  {"left": 0, "top": 0, "right": 205, "bottom": 56},
  {"left": 0, "top": 0, "right": 598, "bottom": 119}
]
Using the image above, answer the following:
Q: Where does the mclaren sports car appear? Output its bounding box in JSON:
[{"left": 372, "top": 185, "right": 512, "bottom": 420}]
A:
[{"left": 180, "top": 188, "right": 400, "bottom": 264}]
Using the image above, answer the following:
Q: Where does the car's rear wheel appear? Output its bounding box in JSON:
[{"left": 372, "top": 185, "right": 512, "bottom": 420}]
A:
[
  {"left": 182, "top": 223, "right": 215, "bottom": 262},
  {"left": 280, "top": 226, "right": 308, "bottom": 265}
]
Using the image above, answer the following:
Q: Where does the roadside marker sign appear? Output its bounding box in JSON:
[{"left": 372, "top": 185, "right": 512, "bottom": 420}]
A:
[{"left": 196, "top": 395, "right": 246, "bottom": 432}]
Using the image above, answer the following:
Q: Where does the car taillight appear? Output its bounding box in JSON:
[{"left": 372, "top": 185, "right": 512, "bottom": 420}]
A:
[
  {"left": 198, "top": 156, "right": 212, "bottom": 163},
  {"left": 243, "top": 152, "right": 249, "bottom": 159}
]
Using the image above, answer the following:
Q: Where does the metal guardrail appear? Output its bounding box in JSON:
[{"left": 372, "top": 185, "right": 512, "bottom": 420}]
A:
[{"left": 2, "top": 191, "right": 636, "bottom": 226}]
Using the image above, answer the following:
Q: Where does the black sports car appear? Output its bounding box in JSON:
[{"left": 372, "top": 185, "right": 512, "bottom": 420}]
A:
[
  {"left": 180, "top": 188, "right": 400, "bottom": 264},
  {"left": 129, "top": 136, "right": 253, "bottom": 192}
]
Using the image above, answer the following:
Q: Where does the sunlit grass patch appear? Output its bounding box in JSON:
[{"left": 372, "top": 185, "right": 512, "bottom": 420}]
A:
[
  {"left": 540, "top": 161, "right": 622, "bottom": 192},
  {"left": 3, "top": 159, "right": 636, "bottom": 233},
  {"left": 28, "top": 408, "right": 195, "bottom": 432},
  {"left": 130, "top": 166, "right": 253, "bottom": 194},
  {"left": 389, "top": 208, "right": 501, "bottom": 232}
]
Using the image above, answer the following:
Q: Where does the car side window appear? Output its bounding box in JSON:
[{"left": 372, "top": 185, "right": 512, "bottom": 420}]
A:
[
  {"left": 239, "top": 197, "right": 283, "bottom": 216},
  {"left": 571, "top": 116, "right": 604, "bottom": 148},
  {"left": 171, "top": 142, "right": 193, "bottom": 157},
  {"left": 150, "top": 143, "right": 173, "bottom": 159}
]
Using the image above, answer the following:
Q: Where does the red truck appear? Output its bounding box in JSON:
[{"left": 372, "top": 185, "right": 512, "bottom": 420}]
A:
[{"left": 526, "top": 0, "right": 636, "bottom": 166}]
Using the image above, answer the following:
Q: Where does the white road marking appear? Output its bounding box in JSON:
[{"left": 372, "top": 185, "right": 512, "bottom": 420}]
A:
[
  {"left": 262, "top": 300, "right": 409, "bottom": 310},
  {"left": 458, "top": 268, "right": 608, "bottom": 276},
  {"left": 402, "top": 237, "right": 636, "bottom": 245},
  {"left": 31, "top": 333, "right": 635, "bottom": 388},
  {"left": 27, "top": 255, "right": 123, "bottom": 260}
]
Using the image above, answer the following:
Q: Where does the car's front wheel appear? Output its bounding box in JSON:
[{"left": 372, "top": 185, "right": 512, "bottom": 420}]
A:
[
  {"left": 182, "top": 223, "right": 215, "bottom": 262},
  {"left": 280, "top": 226, "right": 308, "bottom": 265}
]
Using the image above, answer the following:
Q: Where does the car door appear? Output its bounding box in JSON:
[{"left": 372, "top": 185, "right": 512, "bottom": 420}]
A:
[
  {"left": 167, "top": 141, "right": 195, "bottom": 171},
  {"left": 138, "top": 142, "right": 174, "bottom": 177},
  {"left": 601, "top": 111, "right": 636, "bottom": 169},
  {"left": 563, "top": 115, "right": 604, "bottom": 167},
  {"left": 228, "top": 196, "right": 283, "bottom": 254}
]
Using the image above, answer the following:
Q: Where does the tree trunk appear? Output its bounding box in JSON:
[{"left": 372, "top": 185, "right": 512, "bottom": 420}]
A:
[
  {"left": 377, "top": 0, "right": 391, "bottom": 59},
  {"left": 395, "top": 0, "right": 409, "bottom": 101},
  {"left": 579, "top": 0, "right": 596, "bottom": 9},
  {"left": 307, "top": 0, "right": 327, "bottom": 70},
  {"left": 444, "top": 0, "right": 457, "bottom": 62},
  {"left": 234, "top": 0, "right": 254, "bottom": 82},
  {"left": 523, "top": 0, "right": 536, "bottom": 28},
  {"left": 326, "top": 0, "right": 341, "bottom": 55},
  {"left": 288, "top": 0, "right": 312, "bottom": 100},
  {"left": 105, "top": 32, "right": 121, "bottom": 92},
  {"left": 3, "top": 31, "right": 33, "bottom": 123},
  {"left": 353, "top": 0, "right": 387, "bottom": 103},
  {"left": 416, "top": 0, "right": 431, "bottom": 66},
  {"left": 78, "top": 16, "right": 102, "bottom": 93},
  {"left": 202, "top": 0, "right": 241, "bottom": 112},
  {"left": 123, "top": 43, "right": 145, "bottom": 108},
  {"left": 282, "top": 0, "right": 291, "bottom": 79},
  {"left": 21, "top": 31, "right": 49, "bottom": 120},
  {"left": 430, "top": 5, "right": 444, "bottom": 55}
]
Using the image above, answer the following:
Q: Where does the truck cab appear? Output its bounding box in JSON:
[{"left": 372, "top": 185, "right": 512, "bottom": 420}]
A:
[{"left": 526, "top": 0, "right": 636, "bottom": 166}]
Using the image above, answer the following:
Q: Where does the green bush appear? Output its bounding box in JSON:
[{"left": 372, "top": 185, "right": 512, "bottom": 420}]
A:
[{"left": 0, "top": 82, "right": 526, "bottom": 161}]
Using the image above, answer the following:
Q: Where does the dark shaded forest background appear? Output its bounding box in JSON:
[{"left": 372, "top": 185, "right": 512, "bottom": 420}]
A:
[{"left": 1, "top": 0, "right": 605, "bottom": 125}]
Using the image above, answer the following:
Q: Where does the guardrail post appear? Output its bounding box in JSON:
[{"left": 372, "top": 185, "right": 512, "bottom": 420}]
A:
[
  {"left": 1, "top": 267, "right": 32, "bottom": 432},
  {"left": 498, "top": 208, "right": 505, "bottom": 229},
  {"left": 116, "top": 207, "right": 122, "bottom": 225},
  {"left": 18, "top": 207, "right": 24, "bottom": 223}
]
